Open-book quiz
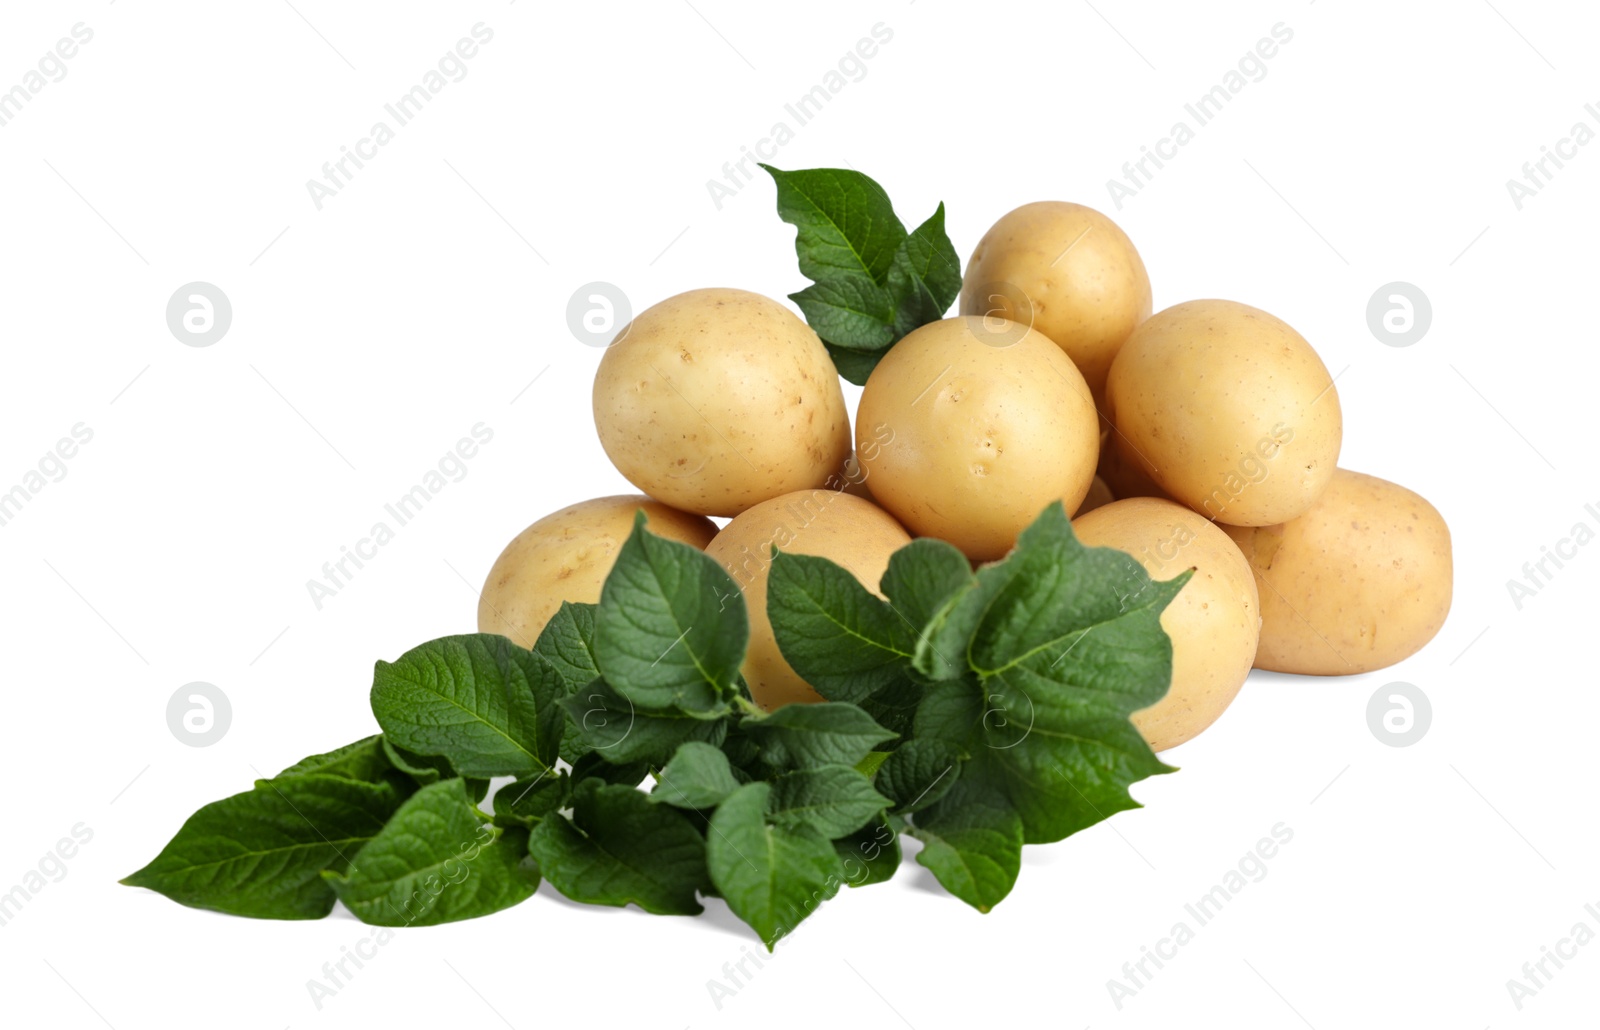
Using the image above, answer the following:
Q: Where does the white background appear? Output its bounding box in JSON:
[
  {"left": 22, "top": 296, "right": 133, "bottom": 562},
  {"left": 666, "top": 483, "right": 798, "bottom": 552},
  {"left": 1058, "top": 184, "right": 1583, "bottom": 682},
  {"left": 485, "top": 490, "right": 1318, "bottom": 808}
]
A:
[{"left": 0, "top": 1, "right": 1595, "bottom": 1027}]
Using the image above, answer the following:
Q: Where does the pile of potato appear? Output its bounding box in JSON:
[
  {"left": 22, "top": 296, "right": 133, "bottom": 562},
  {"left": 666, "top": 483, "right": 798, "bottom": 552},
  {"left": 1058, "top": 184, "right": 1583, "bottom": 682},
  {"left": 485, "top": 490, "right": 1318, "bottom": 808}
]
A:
[{"left": 479, "top": 203, "right": 1452, "bottom": 753}]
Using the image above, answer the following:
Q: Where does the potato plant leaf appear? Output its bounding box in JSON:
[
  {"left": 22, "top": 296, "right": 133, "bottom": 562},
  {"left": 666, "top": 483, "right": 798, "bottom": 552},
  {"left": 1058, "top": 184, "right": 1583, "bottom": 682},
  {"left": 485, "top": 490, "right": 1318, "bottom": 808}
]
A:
[
  {"left": 908, "top": 774, "right": 1024, "bottom": 912},
  {"left": 559, "top": 679, "right": 730, "bottom": 766},
  {"left": 767, "top": 550, "right": 916, "bottom": 703},
  {"left": 834, "top": 813, "right": 901, "bottom": 887},
  {"left": 121, "top": 775, "right": 405, "bottom": 920},
  {"left": 528, "top": 779, "right": 710, "bottom": 916},
  {"left": 370, "top": 634, "right": 563, "bottom": 778},
  {"left": 651, "top": 741, "right": 746, "bottom": 810},
  {"left": 887, "top": 502, "right": 1188, "bottom": 911},
  {"left": 595, "top": 513, "right": 747, "bottom": 714},
  {"left": 706, "top": 782, "right": 844, "bottom": 948},
  {"left": 744, "top": 702, "right": 897, "bottom": 771},
  {"left": 763, "top": 165, "right": 960, "bottom": 384},
  {"left": 325, "top": 779, "right": 539, "bottom": 926},
  {"left": 767, "top": 764, "right": 891, "bottom": 838}
]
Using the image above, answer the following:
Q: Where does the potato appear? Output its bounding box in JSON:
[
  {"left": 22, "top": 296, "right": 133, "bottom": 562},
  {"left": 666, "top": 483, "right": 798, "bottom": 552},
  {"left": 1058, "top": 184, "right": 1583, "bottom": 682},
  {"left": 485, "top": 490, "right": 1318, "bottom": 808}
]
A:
[
  {"left": 1222, "top": 470, "right": 1451, "bottom": 675},
  {"left": 1073, "top": 475, "right": 1114, "bottom": 516},
  {"left": 592, "top": 288, "right": 852, "bottom": 517},
  {"left": 959, "top": 201, "right": 1152, "bottom": 413},
  {"left": 1106, "top": 299, "right": 1342, "bottom": 527},
  {"left": 855, "top": 316, "right": 1100, "bottom": 561},
  {"left": 1073, "top": 498, "right": 1260, "bottom": 751},
  {"left": 705, "top": 490, "right": 911, "bottom": 710},
  {"left": 478, "top": 495, "right": 717, "bottom": 648}
]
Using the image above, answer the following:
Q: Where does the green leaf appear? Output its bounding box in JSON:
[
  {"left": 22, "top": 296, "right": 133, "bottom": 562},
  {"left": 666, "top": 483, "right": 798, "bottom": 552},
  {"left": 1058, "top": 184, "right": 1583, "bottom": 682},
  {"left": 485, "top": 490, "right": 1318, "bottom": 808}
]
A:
[
  {"left": 379, "top": 738, "right": 489, "bottom": 802},
  {"left": 766, "top": 550, "right": 916, "bottom": 704},
  {"left": 121, "top": 775, "right": 404, "bottom": 920},
  {"left": 595, "top": 514, "right": 746, "bottom": 714},
  {"left": 768, "top": 764, "right": 891, "bottom": 838},
  {"left": 824, "top": 343, "right": 884, "bottom": 386},
  {"left": 909, "top": 775, "right": 1023, "bottom": 912},
  {"left": 834, "top": 813, "right": 901, "bottom": 887},
  {"left": 791, "top": 279, "right": 896, "bottom": 353},
  {"left": 763, "top": 165, "right": 906, "bottom": 292},
  {"left": 559, "top": 679, "right": 729, "bottom": 766},
  {"left": 856, "top": 677, "right": 923, "bottom": 743},
  {"left": 371, "top": 634, "right": 563, "bottom": 778},
  {"left": 877, "top": 738, "right": 964, "bottom": 814},
  {"left": 914, "top": 503, "right": 1186, "bottom": 844},
  {"left": 381, "top": 737, "right": 450, "bottom": 783},
  {"left": 534, "top": 602, "right": 605, "bottom": 765},
  {"left": 533, "top": 601, "right": 601, "bottom": 688},
  {"left": 569, "top": 751, "right": 651, "bottom": 788},
  {"left": 888, "top": 203, "right": 962, "bottom": 337},
  {"left": 706, "top": 782, "right": 844, "bottom": 948},
  {"left": 763, "top": 165, "right": 962, "bottom": 387},
  {"left": 493, "top": 770, "right": 569, "bottom": 828},
  {"left": 881, "top": 538, "right": 976, "bottom": 646},
  {"left": 745, "top": 703, "right": 897, "bottom": 771},
  {"left": 527, "top": 779, "right": 709, "bottom": 915},
  {"left": 324, "top": 779, "right": 538, "bottom": 926},
  {"left": 854, "top": 750, "right": 890, "bottom": 778},
  {"left": 269, "top": 735, "right": 392, "bottom": 784},
  {"left": 651, "top": 741, "right": 745, "bottom": 809}
]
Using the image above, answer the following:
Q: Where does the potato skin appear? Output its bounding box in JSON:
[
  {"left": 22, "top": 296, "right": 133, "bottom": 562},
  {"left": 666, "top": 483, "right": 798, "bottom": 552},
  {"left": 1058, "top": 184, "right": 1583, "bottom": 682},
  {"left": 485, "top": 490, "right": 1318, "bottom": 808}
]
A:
[
  {"left": 478, "top": 495, "right": 717, "bottom": 648},
  {"left": 592, "top": 288, "right": 852, "bottom": 517},
  {"left": 856, "top": 316, "right": 1100, "bottom": 561},
  {"left": 1073, "top": 498, "right": 1260, "bottom": 751},
  {"left": 1222, "top": 470, "right": 1452, "bottom": 675},
  {"left": 704, "top": 491, "right": 911, "bottom": 710},
  {"left": 1106, "top": 300, "right": 1342, "bottom": 527},
  {"left": 960, "top": 202, "right": 1152, "bottom": 413}
]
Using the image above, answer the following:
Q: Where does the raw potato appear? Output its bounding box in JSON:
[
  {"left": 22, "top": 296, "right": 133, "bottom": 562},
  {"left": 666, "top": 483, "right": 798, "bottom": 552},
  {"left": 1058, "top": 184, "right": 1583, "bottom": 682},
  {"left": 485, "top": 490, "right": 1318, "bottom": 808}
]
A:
[
  {"left": 704, "top": 491, "right": 911, "bottom": 710},
  {"left": 1073, "top": 498, "right": 1260, "bottom": 751},
  {"left": 1222, "top": 469, "right": 1452, "bottom": 675},
  {"left": 1106, "top": 300, "right": 1342, "bottom": 527},
  {"left": 479, "top": 495, "right": 717, "bottom": 648},
  {"left": 1073, "top": 475, "right": 1114, "bottom": 517},
  {"left": 592, "top": 288, "right": 852, "bottom": 517},
  {"left": 960, "top": 201, "right": 1152, "bottom": 414},
  {"left": 855, "top": 316, "right": 1100, "bottom": 561}
]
